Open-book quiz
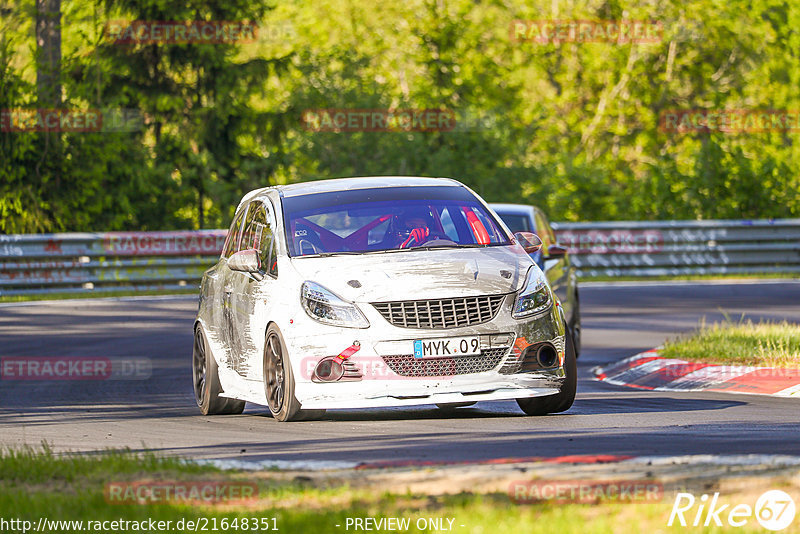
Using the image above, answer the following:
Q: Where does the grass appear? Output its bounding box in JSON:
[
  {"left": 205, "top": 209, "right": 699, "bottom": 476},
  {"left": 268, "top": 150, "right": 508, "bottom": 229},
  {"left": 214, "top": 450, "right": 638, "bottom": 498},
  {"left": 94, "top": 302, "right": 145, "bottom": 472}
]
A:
[
  {"left": 0, "top": 443, "right": 211, "bottom": 483},
  {"left": 660, "top": 318, "right": 800, "bottom": 368},
  {"left": 0, "top": 446, "right": 778, "bottom": 534}
]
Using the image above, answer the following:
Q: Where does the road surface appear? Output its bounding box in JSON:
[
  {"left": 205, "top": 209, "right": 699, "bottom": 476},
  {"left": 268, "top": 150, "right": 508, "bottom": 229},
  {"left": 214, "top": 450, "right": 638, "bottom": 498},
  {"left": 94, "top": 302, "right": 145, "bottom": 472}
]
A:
[{"left": 1, "top": 281, "right": 798, "bottom": 465}]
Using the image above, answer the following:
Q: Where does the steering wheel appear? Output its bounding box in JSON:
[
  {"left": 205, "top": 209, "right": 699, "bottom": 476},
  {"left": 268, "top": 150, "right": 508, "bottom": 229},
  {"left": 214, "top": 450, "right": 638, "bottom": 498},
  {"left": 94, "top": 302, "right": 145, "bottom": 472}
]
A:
[{"left": 400, "top": 230, "right": 453, "bottom": 248}]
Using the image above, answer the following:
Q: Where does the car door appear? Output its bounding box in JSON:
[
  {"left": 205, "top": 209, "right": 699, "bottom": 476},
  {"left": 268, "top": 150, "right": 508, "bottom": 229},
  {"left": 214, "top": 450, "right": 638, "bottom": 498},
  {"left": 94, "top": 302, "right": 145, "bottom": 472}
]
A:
[
  {"left": 535, "top": 209, "right": 568, "bottom": 310},
  {"left": 215, "top": 206, "right": 247, "bottom": 373},
  {"left": 227, "top": 199, "right": 280, "bottom": 381}
]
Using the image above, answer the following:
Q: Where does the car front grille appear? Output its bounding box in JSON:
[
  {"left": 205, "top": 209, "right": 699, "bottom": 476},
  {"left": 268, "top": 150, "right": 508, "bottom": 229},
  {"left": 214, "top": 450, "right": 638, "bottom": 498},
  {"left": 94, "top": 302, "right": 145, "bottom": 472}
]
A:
[
  {"left": 372, "top": 294, "right": 506, "bottom": 329},
  {"left": 380, "top": 347, "right": 509, "bottom": 377}
]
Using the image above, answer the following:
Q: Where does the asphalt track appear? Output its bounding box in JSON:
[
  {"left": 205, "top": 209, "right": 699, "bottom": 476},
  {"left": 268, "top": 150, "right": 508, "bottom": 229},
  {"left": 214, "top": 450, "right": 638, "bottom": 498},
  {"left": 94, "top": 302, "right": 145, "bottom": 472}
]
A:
[{"left": 1, "top": 281, "right": 799, "bottom": 465}]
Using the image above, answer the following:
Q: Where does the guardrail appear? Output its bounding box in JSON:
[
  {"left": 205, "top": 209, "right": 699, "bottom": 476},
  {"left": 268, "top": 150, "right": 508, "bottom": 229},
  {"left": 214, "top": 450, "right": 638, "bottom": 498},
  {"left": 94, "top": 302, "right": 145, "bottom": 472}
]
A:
[
  {"left": 0, "top": 219, "right": 798, "bottom": 295},
  {"left": 552, "top": 218, "right": 800, "bottom": 278},
  {"left": 0, "top": 231, "right": 226, "bottom": 296}
]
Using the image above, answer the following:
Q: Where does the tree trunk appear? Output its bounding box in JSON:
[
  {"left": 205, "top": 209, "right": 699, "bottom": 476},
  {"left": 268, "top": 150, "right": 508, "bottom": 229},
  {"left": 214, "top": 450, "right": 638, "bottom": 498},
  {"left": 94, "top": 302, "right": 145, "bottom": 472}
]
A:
[
  {"left": 35, "top": 0, "right": 61, "bottom": 108},
  {"left": 35, "top": 0, "right": 62, "bottom": 192}
]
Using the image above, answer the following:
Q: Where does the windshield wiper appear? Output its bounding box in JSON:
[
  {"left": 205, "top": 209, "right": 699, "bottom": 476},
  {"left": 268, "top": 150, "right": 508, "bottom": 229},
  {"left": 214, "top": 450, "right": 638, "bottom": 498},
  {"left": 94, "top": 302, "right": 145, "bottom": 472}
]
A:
[
  {"left": 309, "top": 251, "right": 366, "bottom": 257},
  {"left": 298, "top": 243, "right": 503, "bottom": 258},
  {"left": 403, "top": 243, "right": 495, "bottom": 251},
  {"left": 403, "top": 244, "right": 464, "bottom": 251},
  {"left": 301, "top": 248, "right": 406, "bottom": 258}
]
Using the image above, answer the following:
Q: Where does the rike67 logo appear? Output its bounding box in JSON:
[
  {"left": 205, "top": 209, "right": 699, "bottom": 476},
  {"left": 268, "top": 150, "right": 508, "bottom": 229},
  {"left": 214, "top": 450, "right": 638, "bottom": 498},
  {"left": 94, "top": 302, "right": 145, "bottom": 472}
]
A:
[{"left": 668, "top": 490, "right": 796, "bottom": 531}]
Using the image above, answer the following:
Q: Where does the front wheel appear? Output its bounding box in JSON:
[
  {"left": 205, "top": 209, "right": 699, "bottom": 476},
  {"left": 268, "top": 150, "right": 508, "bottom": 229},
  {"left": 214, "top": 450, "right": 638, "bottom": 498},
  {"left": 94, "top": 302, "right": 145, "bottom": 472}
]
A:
[
  {"left": 263, "top": 325, "right": 325, "bottom": 422},
  {"left": 516, "top": 325, "right": 577, "bottom": 415},
  {"left": 571, "top": 291, "right": 581, "bottom": 359}
]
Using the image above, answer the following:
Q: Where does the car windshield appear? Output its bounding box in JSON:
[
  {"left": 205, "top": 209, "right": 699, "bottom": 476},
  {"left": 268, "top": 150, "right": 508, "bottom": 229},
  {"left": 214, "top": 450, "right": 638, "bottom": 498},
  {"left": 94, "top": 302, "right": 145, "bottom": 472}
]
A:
[{"left": 282, "top": 185, "right": 510, "bottom": 257}]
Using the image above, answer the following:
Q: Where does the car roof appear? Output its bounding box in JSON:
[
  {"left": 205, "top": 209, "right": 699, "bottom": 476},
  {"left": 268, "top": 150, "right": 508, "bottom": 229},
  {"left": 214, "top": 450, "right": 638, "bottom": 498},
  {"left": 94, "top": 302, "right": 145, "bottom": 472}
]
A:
[
  {"left": 253, "top": 176, "right": 460, "bottom": 198},
  {"left": 280, "top": 176, "right": 461, "bottom": 197},
  {"left": 237, "top": 176, "right": 464, "bottom": 212},
  {"left": 489, "top": 203, "right": 540, "bottom": 215}
]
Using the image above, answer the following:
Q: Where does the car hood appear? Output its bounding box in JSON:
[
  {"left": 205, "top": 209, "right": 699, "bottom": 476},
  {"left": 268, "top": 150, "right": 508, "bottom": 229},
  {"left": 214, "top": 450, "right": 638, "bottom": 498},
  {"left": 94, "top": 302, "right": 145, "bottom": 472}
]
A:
[{"left": 289, "top": 246, "right": 532, "bottom": 302}]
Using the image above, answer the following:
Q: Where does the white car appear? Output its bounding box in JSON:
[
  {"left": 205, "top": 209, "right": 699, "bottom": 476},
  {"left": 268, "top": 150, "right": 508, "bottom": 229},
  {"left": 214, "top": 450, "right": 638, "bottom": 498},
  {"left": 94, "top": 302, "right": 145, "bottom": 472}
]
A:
[{"left": 192, "top": 176, "right": 577, "bottom": 421}]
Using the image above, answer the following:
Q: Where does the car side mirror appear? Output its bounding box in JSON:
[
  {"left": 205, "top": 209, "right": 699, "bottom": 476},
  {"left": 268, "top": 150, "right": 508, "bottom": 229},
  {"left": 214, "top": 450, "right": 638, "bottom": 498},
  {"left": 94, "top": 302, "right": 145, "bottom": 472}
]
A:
[
  {"left": 228, "top": 249, "right": 263, "bottom": 280},
  {"left": 514, "top": 232, "right": 542, "bottom": 254},
  {"left": 546, "top": 244, "right": 568, "bottom": 259}
]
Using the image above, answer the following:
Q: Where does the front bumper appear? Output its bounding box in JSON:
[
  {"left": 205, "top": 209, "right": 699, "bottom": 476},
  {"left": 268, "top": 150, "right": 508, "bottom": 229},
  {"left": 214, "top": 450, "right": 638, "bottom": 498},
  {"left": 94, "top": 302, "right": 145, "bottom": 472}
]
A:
[{"left": 284, "top": 294, "right": 567, "bottom": 410}]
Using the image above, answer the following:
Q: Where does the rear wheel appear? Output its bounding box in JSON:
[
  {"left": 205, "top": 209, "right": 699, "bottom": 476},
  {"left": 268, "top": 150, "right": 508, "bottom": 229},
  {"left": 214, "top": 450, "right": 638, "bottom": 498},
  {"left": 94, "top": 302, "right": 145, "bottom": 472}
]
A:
[
  {"left": 516, "top": 325, "right": 577, "bottom": 415},
  {"left": 193, "top": 324, "right": 245, "bottom": 415},
  {"left": 263, "top": 325, "right": 325, "bottom": 422}
]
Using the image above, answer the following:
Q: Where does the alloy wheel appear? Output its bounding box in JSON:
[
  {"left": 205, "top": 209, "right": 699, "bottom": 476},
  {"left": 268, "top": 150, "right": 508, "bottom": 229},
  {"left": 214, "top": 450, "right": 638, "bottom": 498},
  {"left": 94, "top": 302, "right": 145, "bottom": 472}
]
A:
[
  {"left": 265, "top": 333, "right": 285, "bottom": 413},
  {"left": 192, "top": 328, "right": 207, "bottom": 405}
]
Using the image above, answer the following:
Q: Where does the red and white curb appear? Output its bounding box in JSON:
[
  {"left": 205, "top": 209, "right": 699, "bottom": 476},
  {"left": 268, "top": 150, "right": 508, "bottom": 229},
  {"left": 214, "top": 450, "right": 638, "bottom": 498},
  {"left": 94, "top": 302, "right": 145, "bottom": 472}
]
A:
[{"left": 592, "top": 349, "right": 800, "bottom": 398}]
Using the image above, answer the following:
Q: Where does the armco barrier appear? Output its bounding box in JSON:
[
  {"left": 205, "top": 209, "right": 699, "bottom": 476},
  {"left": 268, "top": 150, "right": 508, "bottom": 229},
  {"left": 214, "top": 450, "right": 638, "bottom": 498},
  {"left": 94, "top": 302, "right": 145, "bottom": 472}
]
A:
[
  {"left": 0, "top": 231, "right": 226, "bottom": 296},
  {"left": 551, "top": 218, "right": 800, "bottom": 278},
  {"left": 0, "top": 219, "right": 798, "bottom": 296}
]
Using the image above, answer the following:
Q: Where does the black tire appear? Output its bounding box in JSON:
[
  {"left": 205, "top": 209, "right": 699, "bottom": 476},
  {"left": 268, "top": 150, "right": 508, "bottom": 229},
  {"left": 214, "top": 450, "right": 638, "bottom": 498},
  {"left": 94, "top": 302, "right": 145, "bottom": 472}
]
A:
[
  {"left": 516, "top": 325, "right": 577, "bottom": 415},
  {"left": 571, "top": 291, "right": 581, "bottom": 359},
  {"left": 435, "top": 402, "right": 476, "bottom": 412},
  {"left": 263, "top": 324, "right": 325, "bottom": 422},
  {"left": 193, "top": 324, "right": 246, "bottom": 415}
]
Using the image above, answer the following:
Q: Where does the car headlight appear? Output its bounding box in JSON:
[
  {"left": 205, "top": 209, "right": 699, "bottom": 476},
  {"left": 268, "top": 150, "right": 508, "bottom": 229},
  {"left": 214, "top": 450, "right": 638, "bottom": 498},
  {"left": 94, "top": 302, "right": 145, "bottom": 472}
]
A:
[
  {"left": 512, "top": 267, "right": 553, "bottom": 319},
  {"left": 301, "top": 281, "right": 370, "bottom": 328}
]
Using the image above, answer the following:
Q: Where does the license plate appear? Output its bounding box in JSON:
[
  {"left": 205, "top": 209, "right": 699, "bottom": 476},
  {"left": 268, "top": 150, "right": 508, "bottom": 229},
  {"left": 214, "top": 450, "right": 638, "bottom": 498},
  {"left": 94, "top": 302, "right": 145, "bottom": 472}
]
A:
[{"left": 413, "top": 336, "right": 481, "bottom": 359}]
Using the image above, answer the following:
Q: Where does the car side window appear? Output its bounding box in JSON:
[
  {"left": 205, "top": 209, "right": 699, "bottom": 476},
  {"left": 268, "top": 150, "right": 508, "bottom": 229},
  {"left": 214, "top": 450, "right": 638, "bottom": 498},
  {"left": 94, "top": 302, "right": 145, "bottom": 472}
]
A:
[
  {"left": 241, "top": 200, "right": 278, "bottom": 277},
  {"left": 240, "top": 202, "right": 261, "bottom": 252},
  {"left": 222, "top": 208, "right": 247, "bottom": 259}
]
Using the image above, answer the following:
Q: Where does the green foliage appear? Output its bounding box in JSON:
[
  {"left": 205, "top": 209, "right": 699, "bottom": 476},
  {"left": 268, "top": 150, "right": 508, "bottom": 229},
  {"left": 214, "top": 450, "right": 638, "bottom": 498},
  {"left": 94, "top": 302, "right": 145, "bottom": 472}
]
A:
[
  {"left": 0, "top": 34, "right": 47, "bottom": 233},
  {"left": 1, "top": 0, "right": 799, "bottom": 232}
]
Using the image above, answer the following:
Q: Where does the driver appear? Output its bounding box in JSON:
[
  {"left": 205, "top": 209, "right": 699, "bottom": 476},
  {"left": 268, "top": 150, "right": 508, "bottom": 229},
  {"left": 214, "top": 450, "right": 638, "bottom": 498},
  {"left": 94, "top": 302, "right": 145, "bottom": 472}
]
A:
[{"left": 393, "top": 207, "right": 435, "bottom": 248}]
